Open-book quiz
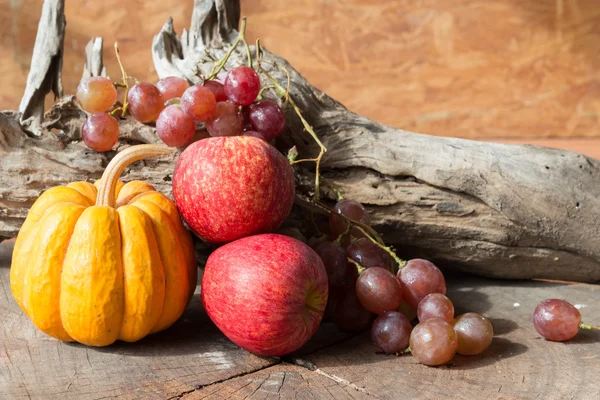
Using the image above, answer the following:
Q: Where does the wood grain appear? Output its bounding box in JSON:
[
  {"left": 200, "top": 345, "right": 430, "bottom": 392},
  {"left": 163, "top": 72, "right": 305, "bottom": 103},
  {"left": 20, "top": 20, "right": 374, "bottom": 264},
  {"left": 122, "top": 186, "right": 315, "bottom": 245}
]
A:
[
  {"left": 2, "top": 0, "right": 600, "bottom": 140},
  {"left": 155, "top": 274, "right": 600, "bottom": 400}
]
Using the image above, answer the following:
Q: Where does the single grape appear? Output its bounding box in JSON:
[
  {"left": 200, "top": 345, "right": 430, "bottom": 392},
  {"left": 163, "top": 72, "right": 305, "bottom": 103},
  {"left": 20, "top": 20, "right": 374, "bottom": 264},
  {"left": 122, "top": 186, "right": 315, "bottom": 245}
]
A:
[
  {"left": 315, "top": 241, "right": 348, "bottom": 287},
  {"left": 356, "top": 267, "right": 403, "bottom": 314},
  {"left": 204, "top": 80, "right": 227, "bottom": 102},
  {"left": 329, "top": 200, "right": 371, "bottom": 239},
  {"left": 371, "top": 311, "right": 412, "bottom": 354},
  {"left": 347, "top": 238, "right": 391, "bottom": 269},
  {"left": 181, "top": 84, "right": 217, "bottom": 122},
  {"left": 417, "top": 293, "right": 454, "bottom": 323},
  {"left": 409, "top": 318, "right": 458, "bottom": 366},
  {"left": 127, "top": 82, "right": 164, "bottom": 123},
  {"left": 155, "top": 104, "right": 196, "bottom": 147},
  {"left": 81, "top": 113, "right": 119, "bottom": 152},
  {"left": 243, "top": 130, "right": 269, "bottom": 141},
  {"left": 156, "top": 76, "right": 189, "bottom": 102},
  {"left": 206, "top": 101, "right": 244, "bottom": 137},
  {"left": 248, "top": 99, "right": 286, "bottom": 140},
  {"left": 397, "top": 259, "right": 446, "bottom": 309},
  {"left": 533, "top": 299, "right": 581, "bottom": 342},
  {"left": 224, "top": 66, "right": 261, "bottom": 106},
  {"left": 453, "top": 313, "right": 494, "bottom": 355},
  {"left": 332, "top": 283, "right": 373, "bottom": 331},
  {"left": 76, "top": 76, "right": 117, "bottom": 113}
]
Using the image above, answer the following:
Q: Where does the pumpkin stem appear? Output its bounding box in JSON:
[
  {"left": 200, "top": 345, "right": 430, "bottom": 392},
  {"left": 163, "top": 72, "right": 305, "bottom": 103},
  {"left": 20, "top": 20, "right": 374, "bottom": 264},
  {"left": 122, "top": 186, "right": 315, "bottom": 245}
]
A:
[{"left": 96, "top": 145, "right": 174, "bottom": 207}]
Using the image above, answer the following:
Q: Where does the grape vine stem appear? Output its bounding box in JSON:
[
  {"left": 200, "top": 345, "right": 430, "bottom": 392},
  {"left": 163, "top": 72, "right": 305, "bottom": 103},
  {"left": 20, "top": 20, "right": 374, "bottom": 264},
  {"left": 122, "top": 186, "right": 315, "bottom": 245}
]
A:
[
  {"left": 204, "top": 17, "right": 249, "bottom": 82},
  {"left": 580, "top": 322, "right": 600, "bottom": 331},
  {"left": 113, "top": 42, "right": 132, "bottom": 116}
]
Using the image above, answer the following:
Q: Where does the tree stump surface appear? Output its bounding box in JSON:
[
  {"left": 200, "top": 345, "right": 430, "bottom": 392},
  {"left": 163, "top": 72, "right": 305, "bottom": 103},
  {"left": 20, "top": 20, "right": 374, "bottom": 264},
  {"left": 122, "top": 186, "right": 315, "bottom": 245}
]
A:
[{"left": 1, "top": 241, "right": 598, "bottom": 400}]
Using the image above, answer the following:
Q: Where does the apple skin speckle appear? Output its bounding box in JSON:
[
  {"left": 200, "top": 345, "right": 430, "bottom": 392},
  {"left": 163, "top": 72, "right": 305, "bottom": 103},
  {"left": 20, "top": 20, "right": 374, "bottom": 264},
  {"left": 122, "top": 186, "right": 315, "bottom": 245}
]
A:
[
  {"left": 172, "top": 136, "right": 295, "bottom": 243},
  {"left": 201, "top": 234, "right": 328, "bottom": 356}
]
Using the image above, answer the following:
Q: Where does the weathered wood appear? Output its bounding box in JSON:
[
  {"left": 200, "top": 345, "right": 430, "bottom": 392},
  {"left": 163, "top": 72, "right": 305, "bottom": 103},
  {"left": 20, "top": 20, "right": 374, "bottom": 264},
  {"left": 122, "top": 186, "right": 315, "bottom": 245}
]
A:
[
  {"left": 181, "top": 364, "right": 372, "bottom": 399},
  {"left": 17, "top": 0, "right": 65, "bottom": 135},
  {"left": 5, "top": 1, "right": 600, "bottom": 141},
  {"left": 81, "top": 37, "right": 106, "bottom": 79},
  {"left": 161, "top": 274, "right": 600, "bottom": 400},
  {"left": 0, "top": 242, "right": 354, "bottom": 400},
  {"left": 2, "top": 0, "right": 600, "bottom": 282}
]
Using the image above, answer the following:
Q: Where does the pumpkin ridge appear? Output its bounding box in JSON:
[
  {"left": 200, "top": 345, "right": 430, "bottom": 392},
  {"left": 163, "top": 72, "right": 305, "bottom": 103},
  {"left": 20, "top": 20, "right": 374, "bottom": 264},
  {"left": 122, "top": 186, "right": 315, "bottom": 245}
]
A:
[
  {"left": 116, "top": 205, "right": 166, "bottom": 342},
  {"left": 129, "top": 192, "right": 197, "bottom": 300},
  {"left": 25, "top": 202, "right": 84, "bottom": 342},
  {"left": 132, "top": 200, "right": 190, "bottom": 333},
  {"left": 60, "top": 206, "right": 124, "bottom": 346}
]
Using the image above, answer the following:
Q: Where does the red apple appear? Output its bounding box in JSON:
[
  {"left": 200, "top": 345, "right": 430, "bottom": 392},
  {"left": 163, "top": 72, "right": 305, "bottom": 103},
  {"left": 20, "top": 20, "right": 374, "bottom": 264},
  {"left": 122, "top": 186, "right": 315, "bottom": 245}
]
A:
[
  {"left": 172, "top": 136, "right": 295, "bottom": 243},
  {"left": 201, "top": 234, "right": 328, "bottom": 356}
]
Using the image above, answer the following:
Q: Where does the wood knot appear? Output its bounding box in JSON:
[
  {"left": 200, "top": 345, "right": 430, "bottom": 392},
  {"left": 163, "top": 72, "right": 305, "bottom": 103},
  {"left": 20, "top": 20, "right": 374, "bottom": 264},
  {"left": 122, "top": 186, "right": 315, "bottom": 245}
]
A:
[{"left": 433, "top": 202, "right": 474, "bottom": 217}]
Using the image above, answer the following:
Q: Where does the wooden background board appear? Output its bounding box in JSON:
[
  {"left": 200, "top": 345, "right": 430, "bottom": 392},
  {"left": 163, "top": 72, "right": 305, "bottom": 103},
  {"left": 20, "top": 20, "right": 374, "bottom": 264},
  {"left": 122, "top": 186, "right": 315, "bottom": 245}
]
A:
[
  {"left": 1, "top": 241, "right": 599, "bottom": 399},
  {"left": 2, "top": 0, "right": 600, "bottom": 141}
]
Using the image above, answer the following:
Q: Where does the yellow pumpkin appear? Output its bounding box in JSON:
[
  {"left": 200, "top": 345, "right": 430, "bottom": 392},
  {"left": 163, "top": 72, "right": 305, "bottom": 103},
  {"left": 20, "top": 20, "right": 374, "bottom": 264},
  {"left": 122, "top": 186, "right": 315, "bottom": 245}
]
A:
[{"left": 10, "top": 145, "right": 197, "bottom": 346}]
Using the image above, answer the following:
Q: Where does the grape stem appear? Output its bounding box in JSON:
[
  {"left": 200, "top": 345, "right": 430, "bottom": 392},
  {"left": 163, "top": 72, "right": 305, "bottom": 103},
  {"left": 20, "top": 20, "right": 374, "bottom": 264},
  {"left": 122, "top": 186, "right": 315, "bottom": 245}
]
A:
[
  {"left": 257, "top": 84, "right": 277, "bottom": 100},
  {"left": 580, "top": 322, "right": 600, "bottom": 331},
  {"left": 321, "top": 177, "right": 344, "bottom": 201},
  {"left": 334, "top": 225, "right": 351, "bottom": 245},
  {"left": 348, "top": 257, "right": 366, "bottom": 275},
  {"left": 114, "top": 42, "right": 132, "bottom": 115},
  {"left": 255, "top": 41, "right": 327, "bottom": 200},
  {"left": 204, "top": 17, "right": 249, "bottom": 82},
  {"left": 353, "top": 225, "right": 407, "bottom": 269},
  {"left": 398, "top": 347, "right": 411, "bottom": 356}
]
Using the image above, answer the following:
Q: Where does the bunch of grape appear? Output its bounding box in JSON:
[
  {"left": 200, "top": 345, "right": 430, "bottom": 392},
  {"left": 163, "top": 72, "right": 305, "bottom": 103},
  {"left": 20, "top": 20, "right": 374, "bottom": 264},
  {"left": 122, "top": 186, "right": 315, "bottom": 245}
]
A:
[
  {"left": 314, "top": 199, "right": 494, "bottom": 366},
  {"left": 75, "top": 65, "right": 286, "bottom": 152}
]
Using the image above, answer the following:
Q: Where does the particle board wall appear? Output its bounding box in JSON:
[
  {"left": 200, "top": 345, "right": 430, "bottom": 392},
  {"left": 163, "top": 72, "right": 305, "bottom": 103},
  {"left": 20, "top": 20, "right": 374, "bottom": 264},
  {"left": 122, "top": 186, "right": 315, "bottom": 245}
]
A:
[{"left": 1, "top": 0, "right": 600, "bottom": 139}]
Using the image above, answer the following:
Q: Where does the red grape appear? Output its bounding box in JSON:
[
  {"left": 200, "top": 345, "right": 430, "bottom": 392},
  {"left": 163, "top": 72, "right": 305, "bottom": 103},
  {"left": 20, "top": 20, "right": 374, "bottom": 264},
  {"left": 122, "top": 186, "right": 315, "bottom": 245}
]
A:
[
  {"left": 248, "top": 99, "right": 286, "bottom": 140},
  {"left": 76, "top": 77, "right": 117, "bottom": 113},
  {"left": 329, "top": 200, "right": 371, "bottom": 239},
  {"left": 347, "top": 238, "right": 391, "bottom": 269},
  {"left": 243, "top": 131, "right": 269, "bottom": 141},
  {"left": 371, "top": 311, "right": 412, "bottom": 354},
  {"left": 204, "top": 80, "right": 227, "bottom": 102},
  {"left": 224, "top": 66, "right": 261, "bottom": 106},
  {"left": 81, "top": 113, "right": 119, "bottom": 152},
  {"left": 315, "top": 241, "right": 347, "bottom": 287},
  {"left": 181, "top": 84, "right": 217, "bottom": 122},
  {"left": 397, "top": 259, "right": 446, "bottom": 309},
  {"left": 156, "top": 76, "right": 189, "bottom": 102},
  {"left": 453, "top": 313, "right": 494, "bottom": 355},
  {"left": 332, "top": 283, "right": 373, "bottom": 331},
  {"left": 409, "top": 318, "right": 458, "bottom": 366},
  {"left": 417, "top": 293, "right": 454, "bottom": 323},
  {"left": 533, "top": 299, "right": 581, "bottom": 341},
  {"left": 156, "top": 104, "right": 196, "bottom": 147},
  {"left": 127, "top": 82, "right": 164, "bottom": 123},
  {"left": 356, "top": 267, "right": 403, "bottom": 314},
  {"left": 206, "top": 101, "right": 244, "bottom": 137}
]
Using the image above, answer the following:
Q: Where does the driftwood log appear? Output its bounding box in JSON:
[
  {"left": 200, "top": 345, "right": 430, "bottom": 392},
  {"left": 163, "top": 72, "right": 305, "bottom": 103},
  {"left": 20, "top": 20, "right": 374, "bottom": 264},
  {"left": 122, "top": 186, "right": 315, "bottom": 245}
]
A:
[{"left": 1, "top": 0, "right": 599, "bottom": 282}]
